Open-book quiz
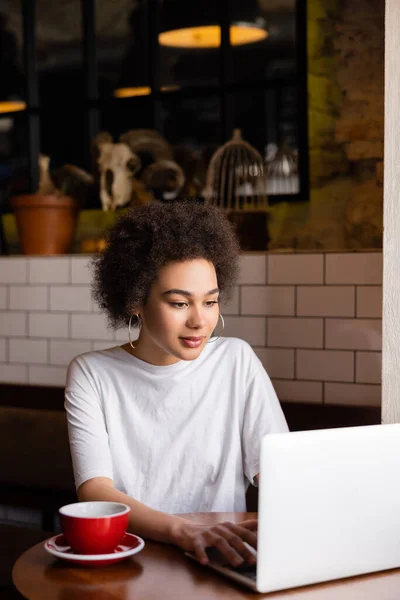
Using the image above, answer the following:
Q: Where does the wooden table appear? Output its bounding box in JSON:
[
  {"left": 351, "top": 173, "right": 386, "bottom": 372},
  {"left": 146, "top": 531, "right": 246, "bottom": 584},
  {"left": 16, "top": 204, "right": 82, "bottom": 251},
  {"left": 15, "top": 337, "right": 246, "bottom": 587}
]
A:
[{"left": 12, "top": 512, "right": 400, "bottom": 600}]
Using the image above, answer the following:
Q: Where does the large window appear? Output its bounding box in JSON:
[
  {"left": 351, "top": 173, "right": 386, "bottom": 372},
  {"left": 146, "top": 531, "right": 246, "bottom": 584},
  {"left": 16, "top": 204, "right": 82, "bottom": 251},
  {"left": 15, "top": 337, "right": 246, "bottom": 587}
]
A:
[{"left": 0, "top": 0, "right": 308, "bottom": 211}]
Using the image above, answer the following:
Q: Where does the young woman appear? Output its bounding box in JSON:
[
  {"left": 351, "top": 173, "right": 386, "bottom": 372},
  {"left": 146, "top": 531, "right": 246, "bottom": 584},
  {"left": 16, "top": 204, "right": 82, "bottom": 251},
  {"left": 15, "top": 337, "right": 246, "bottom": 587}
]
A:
[{"left": 65, "top": 200, "right": 288, "bottom": 567}]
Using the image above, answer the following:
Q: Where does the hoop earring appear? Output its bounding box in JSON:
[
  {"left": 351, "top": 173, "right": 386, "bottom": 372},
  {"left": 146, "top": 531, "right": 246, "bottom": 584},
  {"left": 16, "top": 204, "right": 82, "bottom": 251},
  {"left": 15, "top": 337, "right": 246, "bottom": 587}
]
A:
[
  {"left": 207, "top": 314, "right": 224, "bottom": 343},
  {"left": 128, "top": 314, "right": 141, "bottom": 350}
]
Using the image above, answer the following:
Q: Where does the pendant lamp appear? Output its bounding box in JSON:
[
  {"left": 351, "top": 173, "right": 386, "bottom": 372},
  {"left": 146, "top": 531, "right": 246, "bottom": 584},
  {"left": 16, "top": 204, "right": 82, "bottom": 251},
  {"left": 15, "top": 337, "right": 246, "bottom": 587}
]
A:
[
  {"left": 114, "top": 0, "right": 152, "bottom": 98},
  {"left": 0, "top": 15, "right": 26, "bottom": 113},
  {"left": 159, "top": 0, "right": 267, "bottom": 49}
]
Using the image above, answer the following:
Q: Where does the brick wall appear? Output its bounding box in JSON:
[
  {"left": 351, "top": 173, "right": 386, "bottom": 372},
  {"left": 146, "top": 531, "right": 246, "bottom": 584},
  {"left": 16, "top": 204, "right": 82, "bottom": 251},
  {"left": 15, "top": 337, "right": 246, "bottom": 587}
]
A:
[{"left": 0, "top": 252, "right": 382, "bottom": 407}]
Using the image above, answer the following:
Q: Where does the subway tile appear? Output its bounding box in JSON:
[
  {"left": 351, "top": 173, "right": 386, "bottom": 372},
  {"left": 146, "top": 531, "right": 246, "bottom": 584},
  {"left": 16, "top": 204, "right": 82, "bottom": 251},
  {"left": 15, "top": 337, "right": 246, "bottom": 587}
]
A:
[
  {"left": 71, "top": 313, "right": 115, "bottom": 340},
  {"left": 325, "top": 319, "right": 382, "bottom": 351},
  {"left": 356, "top": 351, "right": 382, "bottom": 384},
  {"left": 356, "top": 286, "right": 382, "bottom": 318},
  {"left": 297, "top": 286, "right": 355, "bottom": 317},
  {"left": 71, "top": 257, "right": 93, "bottom": 284},
  {"left": 50, "top": 340, "right": 92, "bottom": 366},
  {"left": 92, "top": 298, "right": 102, "bottom": 313},
  {"left": 9, "top": 286, "right": 47, "bottom": 311},
  {"left": 326, "top": 253, "right": 382, "bottom": 285},
  {"left": 29, "top": 257, "right": 69, "bottom": 284},
  {"left": 0, "top": 339, "right": 5, "bottom": 362},
  {"left": 268, "top": 318, "right": 323, "bottom": 348},
  {"left": 29, "top": 313, "right": 69, "bottom": 338},
  {"left": 255, "top": 348, "right": 295, "bottom": 379},
  {"left": 28, "top": 365, "right": 67, "bottom": 387},
  {"left": 0, "top": 258, "right": 27, "bottom": 284},
  {"left": 93, "top": 341, "right": 119, "bottom": 352},
  {"left": 224, "top": 316, "right": 266, "bottom": 346},
  {"left": 50, "top": 286, "right": 92, "bottom": 312},
  {"left": 0, "top": 364, "right": 28, "bottom": 383},
  {"left": 325, "top": 382, "right": 381, "bottom": 407},
  {"left": 238, "top": 255, "right": 267, "bottom": 285},
  {"left": 220, "top": 286, "right": 239, "bottom": 315},
  {"left": 115, "top": 326, "right": 138, "bottom": 342},
  {"left": 272, "top": 379, "right": 323, "bottom": 404},
  {"left": 0, "top": 287, "right": 6, "bottom": 309},
  {"left": 268, "top": 254, "right": 323, "bottom": 285},
  {"left": 9, "top": 339, "right": 47, "bottom": 364},
  {"left": 0, "top": 312, "right": 26, "bottom": 336},
  {"left": 241, "top": 286, "right": 295, "bottom": 316},
  {"left": 297, "top": 350, "right": 354, "bottom": 382}
]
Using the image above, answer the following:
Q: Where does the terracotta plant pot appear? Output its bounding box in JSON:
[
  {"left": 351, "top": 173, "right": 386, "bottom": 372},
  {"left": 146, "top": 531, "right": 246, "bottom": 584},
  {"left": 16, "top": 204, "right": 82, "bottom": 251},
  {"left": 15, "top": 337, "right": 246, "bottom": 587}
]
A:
[{"left": 11, "top": 194, "right": 78, "bottom": 255}]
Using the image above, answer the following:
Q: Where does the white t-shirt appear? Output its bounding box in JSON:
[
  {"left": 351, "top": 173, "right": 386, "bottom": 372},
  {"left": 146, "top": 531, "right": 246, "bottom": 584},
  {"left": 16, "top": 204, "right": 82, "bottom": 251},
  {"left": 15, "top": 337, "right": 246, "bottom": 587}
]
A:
[{"left": 64, "top": 337, "right": 289, "bottom": 514}]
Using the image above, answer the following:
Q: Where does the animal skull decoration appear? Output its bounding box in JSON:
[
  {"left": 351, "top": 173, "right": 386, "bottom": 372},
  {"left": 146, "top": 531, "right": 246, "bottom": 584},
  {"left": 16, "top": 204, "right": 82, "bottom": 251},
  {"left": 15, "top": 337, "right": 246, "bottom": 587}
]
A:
[{"left": 97, "top": 142, "right": 141, "bottom": 211}]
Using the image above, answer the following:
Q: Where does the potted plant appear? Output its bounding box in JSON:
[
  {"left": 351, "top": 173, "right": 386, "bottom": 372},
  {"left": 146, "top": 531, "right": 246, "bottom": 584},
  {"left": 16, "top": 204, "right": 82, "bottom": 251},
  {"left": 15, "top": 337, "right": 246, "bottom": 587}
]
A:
[{"left": 11, "top": 155, "right": 93, "bottom": 255}]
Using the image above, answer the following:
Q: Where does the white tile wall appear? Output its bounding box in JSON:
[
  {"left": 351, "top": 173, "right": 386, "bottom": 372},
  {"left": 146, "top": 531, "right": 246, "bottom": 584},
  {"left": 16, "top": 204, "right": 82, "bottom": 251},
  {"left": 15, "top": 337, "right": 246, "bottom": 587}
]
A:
[
  {"left": 0, "top": 253, "right": 383, "bottom": 407},
  {"left": 356, "top": 286, "right": 382, "bottom": 318},
  {"left": 50, "top": 286, "right": 92, "bottom": 312},
  {"left": 29, "top": 258, "right": 69, "bottom": 284},
  {"left": 49, "top": 340, "right": 92, "bottom": 366},
  {"left": 356, "top": 351, "right": 382, "bottom": 384},
  {"left": 0, "top": 312, "right": 26, "bottom": 336},
  {"left": 0, "top": 286, "right": 6, "bottom": 309},
  {"left": 9, "top": 286, "right": 47, "bottom": 310},
  {"left": 268, "top": 255, "right": 323, "bottom": 284},
  {"left": 29, "top": 313, "right": 69, "bottom": 338},
  {"left": 0, "top": 258, "right": 27, "bottom": 283},
  {"left": 71, "top": 313, "right": 114, "bottom": 340},
  {"left": 325, "top": 319, "right": 382, "bottom": 351},
  {"left": 71, "top": 257, "right": 92, "bottom": 284},
  {"left": 297, "top": 350, "right": 354, "bottom": 382},
  {"left": 297, "top": 286, "right": 355, "bottom": 317},
  {"left": 238, "top": 254, "right": 267, "bottom": 285},
  {"left": 326, "top": 253, "right": 382, "bottom": 285},
  {"left": 268, "top": 318, "right": 323, "bottom": 348},
  {"left": 28, "top": 365, "right": 67, "bottom": 386},
  {"left": 325, "top": 383, "right": 381, "bottom": 407},
  {"left": 224, "top": 316, "right": 266, "bottom": 346},
  {"left": 9, "top": 339, "right": 48, "bottom": 364},
  {"left": 272, "top": 379, "right": 323, "bottom": 404},
  {"left": 0, "top": 364, "right": 28, "bottom": 383},
  {"left": 241, "top": 286, "right": 295, "bottom": 316},
  {"left": 255, "top": 348, "right": 295, "bottom": 379}
]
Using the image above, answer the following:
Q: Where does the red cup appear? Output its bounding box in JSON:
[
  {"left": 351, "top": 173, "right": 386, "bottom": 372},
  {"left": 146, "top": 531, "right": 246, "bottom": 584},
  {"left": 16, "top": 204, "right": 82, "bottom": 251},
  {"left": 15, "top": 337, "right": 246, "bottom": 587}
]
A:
[{"left": 59, "top": 501, "right": 130, "bottom": 555}]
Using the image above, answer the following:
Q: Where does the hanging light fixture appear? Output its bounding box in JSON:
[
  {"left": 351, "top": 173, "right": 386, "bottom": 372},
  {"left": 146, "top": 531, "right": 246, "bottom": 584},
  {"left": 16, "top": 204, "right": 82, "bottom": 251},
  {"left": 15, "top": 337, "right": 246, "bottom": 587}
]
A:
[
  {"left": 114, "top": 0, "right": 152, "bottom": 98},
  {"left": 159, "top": 0, "right": 268, "bottom": 49},
  {"left": 0, "top": 15, "right": 26, "bottom": 113}
]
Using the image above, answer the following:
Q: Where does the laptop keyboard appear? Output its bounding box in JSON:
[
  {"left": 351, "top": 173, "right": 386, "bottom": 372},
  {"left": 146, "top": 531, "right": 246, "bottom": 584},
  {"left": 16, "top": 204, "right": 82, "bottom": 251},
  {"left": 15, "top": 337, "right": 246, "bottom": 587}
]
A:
[{"left": 225, "top": 562, "right": 257, "bottom": 581}]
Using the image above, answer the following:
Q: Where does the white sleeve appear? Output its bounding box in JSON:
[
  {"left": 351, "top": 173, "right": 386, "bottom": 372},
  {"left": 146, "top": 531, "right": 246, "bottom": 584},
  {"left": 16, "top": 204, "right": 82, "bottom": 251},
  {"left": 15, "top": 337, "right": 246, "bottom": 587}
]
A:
[
  {"left": 64, "top": 357, "right": 114, "bottom": 491},
  {"left": 241, "top": 357, "right": 289, "bottom": 486}
]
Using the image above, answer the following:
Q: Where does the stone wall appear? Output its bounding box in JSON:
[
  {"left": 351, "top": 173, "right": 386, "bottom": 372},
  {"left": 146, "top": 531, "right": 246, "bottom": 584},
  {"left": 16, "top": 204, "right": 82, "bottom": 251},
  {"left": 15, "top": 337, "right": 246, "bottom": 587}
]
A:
[{"left": 269, "top": 0, "right": 385, "bottom": 250}]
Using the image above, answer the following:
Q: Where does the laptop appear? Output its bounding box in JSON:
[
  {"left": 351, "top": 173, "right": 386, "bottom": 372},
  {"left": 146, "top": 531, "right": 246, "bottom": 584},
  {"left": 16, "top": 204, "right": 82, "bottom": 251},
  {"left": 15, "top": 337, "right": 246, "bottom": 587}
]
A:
[{"left": 186, "top": 423, "right": 400, "bottom": 593}]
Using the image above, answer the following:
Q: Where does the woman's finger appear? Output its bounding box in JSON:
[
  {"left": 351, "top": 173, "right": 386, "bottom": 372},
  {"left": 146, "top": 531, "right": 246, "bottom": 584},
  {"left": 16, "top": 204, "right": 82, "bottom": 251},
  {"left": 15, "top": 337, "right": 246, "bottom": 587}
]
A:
[
  {"left": 220, "top": 521, "right": 258, "bottom": 549},
  {"left": 213, "top": 526, "right": 257, "bottom": 564},
  {"left": 212, "top": 535, "right": 244, "bottom": 566},
  {"left": 192, "top": 538, "right": 210, "bottom": 565},
  {"left": 237, "top": 519, "right": 258, "bottom": 531}
]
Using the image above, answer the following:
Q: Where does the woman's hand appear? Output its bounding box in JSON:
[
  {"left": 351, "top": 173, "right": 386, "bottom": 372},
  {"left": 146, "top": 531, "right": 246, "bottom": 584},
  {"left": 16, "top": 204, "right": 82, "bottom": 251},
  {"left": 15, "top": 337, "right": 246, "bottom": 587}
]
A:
[{"left": 173, "top": 519, "right": 258, "bottom": 566}]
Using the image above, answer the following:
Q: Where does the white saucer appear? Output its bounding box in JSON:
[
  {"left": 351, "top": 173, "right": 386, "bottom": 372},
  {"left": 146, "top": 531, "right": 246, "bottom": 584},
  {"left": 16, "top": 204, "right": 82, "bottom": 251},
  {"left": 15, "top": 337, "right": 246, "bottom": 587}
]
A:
[{"left": 44, "top": 532, "right": 145, "bottom": 566}]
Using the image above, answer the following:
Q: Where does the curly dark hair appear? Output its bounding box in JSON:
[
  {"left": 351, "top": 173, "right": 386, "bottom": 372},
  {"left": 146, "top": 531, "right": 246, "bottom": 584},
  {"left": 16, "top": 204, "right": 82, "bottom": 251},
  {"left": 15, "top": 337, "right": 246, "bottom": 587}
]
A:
[{"left": 91, "top": 201, "right": 240, "bottom": 329}]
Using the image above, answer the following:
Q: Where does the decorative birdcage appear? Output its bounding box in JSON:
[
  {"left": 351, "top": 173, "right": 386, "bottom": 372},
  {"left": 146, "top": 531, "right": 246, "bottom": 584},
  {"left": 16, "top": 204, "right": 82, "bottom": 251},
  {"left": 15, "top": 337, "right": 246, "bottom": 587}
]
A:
[
  {"left": 204, "top": 130, "right": 269, "bottom": 250},
  {"left": 204, "top": 129, "right": 268, "bottom": 212}
]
